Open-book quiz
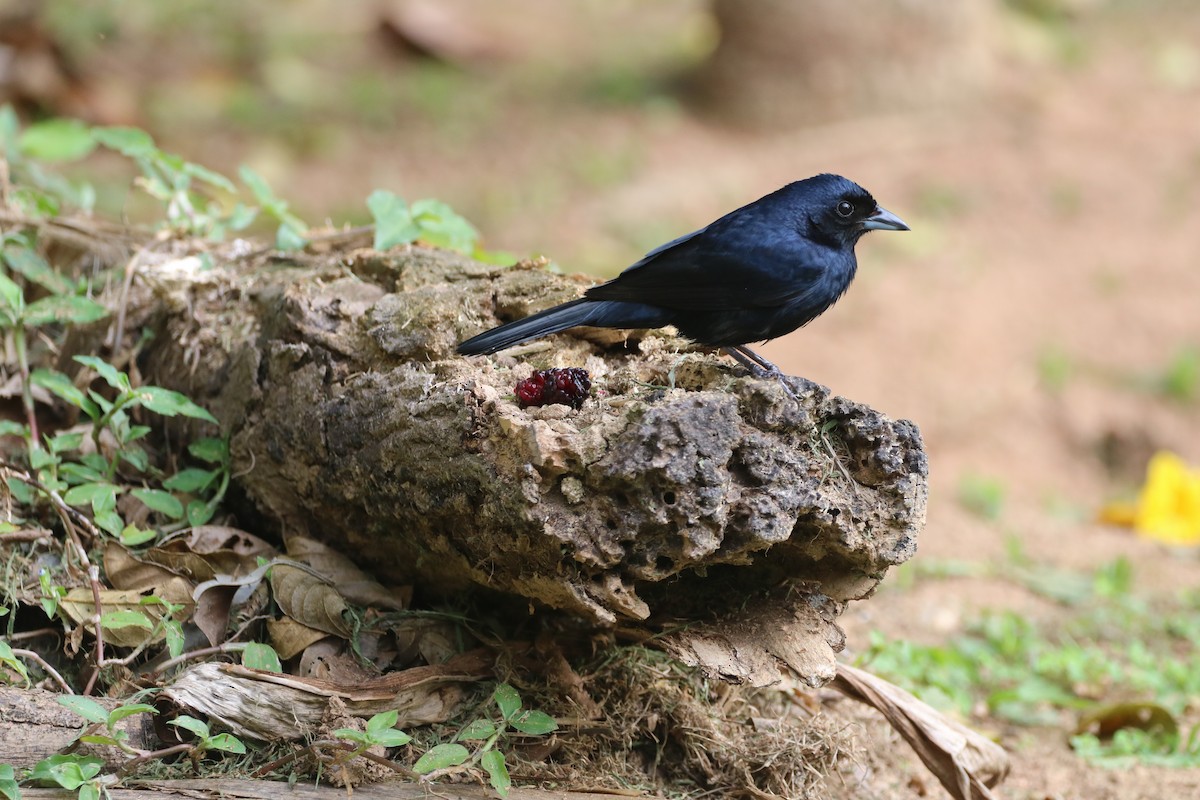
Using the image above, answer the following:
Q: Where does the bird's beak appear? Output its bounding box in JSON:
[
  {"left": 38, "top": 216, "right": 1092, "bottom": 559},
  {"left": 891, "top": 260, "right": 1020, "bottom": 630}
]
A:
[{"left": 861, "top": 206, "right": 910, "bottom": 232}]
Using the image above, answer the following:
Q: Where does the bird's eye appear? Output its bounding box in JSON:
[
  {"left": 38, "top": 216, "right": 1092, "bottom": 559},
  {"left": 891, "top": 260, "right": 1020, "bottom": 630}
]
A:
[{"left": 835, "top": 200, "right": 855, "bottom": 218}]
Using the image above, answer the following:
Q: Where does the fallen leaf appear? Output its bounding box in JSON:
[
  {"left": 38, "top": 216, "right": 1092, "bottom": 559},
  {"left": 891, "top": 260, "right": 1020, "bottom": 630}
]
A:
[
  {"left": 267, "top": 616, "right": 331, "bottom": 660},
  {"left": 286, "top": 535, "right": 406, "bottom": 609},
  {"left": 271, "top": 562, "right": 352, "bottom": 638},
  {"left": 831, "top": 663, "right": 1009, "bottom": 800}
]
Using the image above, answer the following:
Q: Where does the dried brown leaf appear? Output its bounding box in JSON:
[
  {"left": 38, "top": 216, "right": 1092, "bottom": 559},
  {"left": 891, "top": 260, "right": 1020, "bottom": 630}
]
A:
[
  {"left": 830, "top": 663, "right": 1010, "bottom": 800},
  {"left": 285, "top": 535, "right": 405, "bottom": 609},
  {"left": 267, "top": 616, "right": 331, "bottom": 660},
  {"left": 270, "top": 562, "right": 352, "bottom": 638}
]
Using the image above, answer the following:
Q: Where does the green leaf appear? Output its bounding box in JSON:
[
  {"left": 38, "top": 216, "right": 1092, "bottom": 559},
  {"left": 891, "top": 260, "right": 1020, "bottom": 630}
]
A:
[
  {"left": 205, "top": 732, "right": 246, "bottom": 754},
  {"left": 24, "top": 295, "right": 108, "bottom": 326},
  {"left": 275, "top": 222, "right": 306, "bottom": 251},
  {"left": 56, "top": 695, "right": 109, "bottom": 725},
  {"left": 373, "top": 728, "right": 413, "bottom": 747},
  {"left": 0, "top": 271, "right": 24, "bottom": 316},
  {"left": 164, "top": 468, "right": 219, "bottom": 493},
  {"left": 186, "top": 500, "right": 215, "bottom": 526},
  {"left": 456, "top": 719, "right": 498, "bottom": 741},
  {"left": 238, "top": 165, "right": 277, "bottom": 207},
  {"left": 131, "top": 488, "right": 185, "bottom": 520},
  {"left": 164, "top": 619, "right": 185, "bottom": 658},
  {"left": 226, "top": 203, "right": 258, "bottom": 231},
  {"left": 94, "top": 509, "right": 125, "bottom": 537},
  {"left": 0, "top": 420, "right": 28, "bottom": 439},
  {"left": 27, "top": 755, "right": 102, "bottom": 790},
  {"left": 6, "top": 477, "right": 34, "bottom": 505},
  {"left": 3, "top": 247, "right": 74, "bottom": 295},
  {"left": 29, "top": 447, "right": 59, "bottom": 470},
  {"left": 188, "top": 437, "right": 228, "bottom": 464},
  {"left": 47, "top": 431, "right": 85, "bottom": 454},
  {"left": 183, "top": 161, "right": 236, "bottom": 194},
  {"left": 368, "top": 190, "right": 417, "bottom": 251},
  {"left": 124, "top": 424, "right": 153, "bottom": 444},
  {"left": 118, "top": 445, "right": 150, "bottom": 472},
  {"left": 413, "top": 743, "right": 470, "bottom": 774},
  {"left": 493, "top": 683, "right": 522, "bottom": 720},
  {"left": 107, "top": 703, "right": 158, "bottom": 728},
  {"left": 169, "top": 715, "right": 209, "bottom": 738},
  {"left": 0, "top": 763, "right": 22, "bottom": 800},
  {"left": 509, "top": 709, "right": 558, "bottom": 736},
  {"left": 410, "top": 198, "right": 478, "bottom": 253},
  {"left": 91, "top": 126, "right": 156, "bottom": 158},
  {"left": 481, "top": 749, "right": 510, "bottom": 798},
  {"left": 73, "top": 355, "right": 129, "bottom": 391},
  {"left": 19, "top": 119, "right": 96, "bottom": 162},
  {"left": 119, "top": 525, "right": 158, "bottom": 547},
  {"left": 241, "top": 642, "right": 282, "bottom": 673},
  {"left": 101, "top": 609, "right": 154, "bottom": 631},
  {"left": 332, "top": 728, "right": 370, "bottom": 745},
  {"left": 78, "top": 734, "right": 120, "bottom": 747},
  {"left": 78, "top": 782, "right": 99, "bottom": 800},
  {"left": 32, "top": 369, "right": 98, "bottom": 417},
  {"left": 135, "top": 386, "right": 218, "bottom": 423},
  {"left": 0, "top": 640, "right": 31, "bottom": 685},
  {"left": 62, "top": 481, "right": 119, "bottom": 509},
  {"left": 365, "top": 710, "right": 399, "bottom": 737}
]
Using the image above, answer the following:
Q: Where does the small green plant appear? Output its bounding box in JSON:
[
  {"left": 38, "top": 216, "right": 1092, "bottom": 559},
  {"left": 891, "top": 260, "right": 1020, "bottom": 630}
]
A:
[
  {"left": 864, "top": 560, "right": 1200, "bottom": 766},
  {"left": 24, "top": 754, "right": 104, "bottom": 800},
  {"left": 368, "top": 190, "right": 478, "bottom": 254},
  {"left": 408, "top": 683, "right": 558, "bottom": 797},
  {"left": 332, "top": 709, "right": 413, "bottom": 760},
  {"left": 168, "top": 715, "right": 248, "bottom": 760},
  {"left": 0, "top": 763, "right": 19, "bottom": 800},
  {"left": 57, "top": 695, "right": 158, "bottom": 752}
]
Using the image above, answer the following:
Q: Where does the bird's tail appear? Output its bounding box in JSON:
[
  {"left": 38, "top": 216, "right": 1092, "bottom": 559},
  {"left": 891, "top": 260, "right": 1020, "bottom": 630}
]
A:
[{"left": 457, "top": 298, "right": 670, "bottom": 355}]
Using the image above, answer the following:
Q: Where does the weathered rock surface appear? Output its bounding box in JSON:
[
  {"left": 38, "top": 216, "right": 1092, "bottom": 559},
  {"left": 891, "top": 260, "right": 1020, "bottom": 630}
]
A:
[{"left": 126, "top": 245, "right": 927, "bottom": 686}]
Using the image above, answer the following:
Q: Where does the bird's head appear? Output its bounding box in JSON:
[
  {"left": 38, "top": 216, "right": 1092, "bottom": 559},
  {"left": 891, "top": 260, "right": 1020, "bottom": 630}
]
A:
[{"left": 796, "top": 174, "right": 909, "bottom": 248}]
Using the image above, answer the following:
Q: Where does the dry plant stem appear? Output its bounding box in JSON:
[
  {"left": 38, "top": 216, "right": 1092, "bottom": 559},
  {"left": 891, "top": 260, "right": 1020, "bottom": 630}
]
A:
[
  {"left": 82, "top": 563, "right": 105, "bottom": 696},
  {"left": 115, "top": 743, "right": 193, "bottom": 778},
  {"left": 9, "top": 647, "right": 73, "bottom": 693},
  {"left": 5, "top": 627, "right": 61, "bottom": 642},
  {"left": 0, "top": 529, "right": 52, "bottom": 542},
  {"left": 150, "top": 642, "right": 249, "bottom": 676},
  {"left": 0, "top": 461, "right": 104, "bottom": 541},
  {"left": 0, "top": 461, "right": 109, "bottom": 694},
  {"left": 110, "top": 245, "right": 154, "bottom": 354},
  {"left": 13, "top": 326, "right": 41, "bottom": 448},
  {"left": 309, "top": 740, "right": 419, "bottom": 779}
]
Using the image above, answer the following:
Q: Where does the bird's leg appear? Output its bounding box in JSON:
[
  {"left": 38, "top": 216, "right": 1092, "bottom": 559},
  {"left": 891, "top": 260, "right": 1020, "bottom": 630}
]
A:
[{"left": 722, "top": 345, "right": 799, "bottom": 400}]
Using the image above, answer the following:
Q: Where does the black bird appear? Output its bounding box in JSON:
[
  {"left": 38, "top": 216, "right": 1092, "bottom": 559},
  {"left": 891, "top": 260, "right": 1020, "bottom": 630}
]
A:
[{"left": 457, "top": 173, "right": 908, "bottom": 379}]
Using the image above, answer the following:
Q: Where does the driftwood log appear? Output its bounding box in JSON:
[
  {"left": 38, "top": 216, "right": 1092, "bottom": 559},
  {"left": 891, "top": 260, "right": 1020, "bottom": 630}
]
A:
[{"left": 114, "top": 244, "right": 926, "bottom": 688}]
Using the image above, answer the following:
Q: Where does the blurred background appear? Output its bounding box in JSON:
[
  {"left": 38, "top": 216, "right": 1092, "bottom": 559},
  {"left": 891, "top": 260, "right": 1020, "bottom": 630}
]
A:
[{"left": 4, "top": 0, "right": 1199, "bottom": 787}]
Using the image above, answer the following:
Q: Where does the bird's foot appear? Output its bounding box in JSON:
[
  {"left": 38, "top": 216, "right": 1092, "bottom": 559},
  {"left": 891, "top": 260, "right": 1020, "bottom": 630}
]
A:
[{"left": 722, "top": 346, "right": 800, "bottom": 401}]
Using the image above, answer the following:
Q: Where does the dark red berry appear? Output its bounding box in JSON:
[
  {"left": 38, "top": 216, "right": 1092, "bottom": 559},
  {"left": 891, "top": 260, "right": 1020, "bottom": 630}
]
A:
[{"left": 515, "top": 367, "right": 591, "bottom": 409}]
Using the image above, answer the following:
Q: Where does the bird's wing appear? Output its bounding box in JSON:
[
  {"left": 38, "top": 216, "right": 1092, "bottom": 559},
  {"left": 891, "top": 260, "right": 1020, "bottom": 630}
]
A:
[{"left": 587, "top": 225, "right": 826, "bottom": 312}]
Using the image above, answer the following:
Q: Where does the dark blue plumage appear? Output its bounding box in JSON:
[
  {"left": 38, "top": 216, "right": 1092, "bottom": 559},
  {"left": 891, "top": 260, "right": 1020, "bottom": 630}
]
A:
[{"left": 457, "top": 174, "right": 908, "bottom": 374}]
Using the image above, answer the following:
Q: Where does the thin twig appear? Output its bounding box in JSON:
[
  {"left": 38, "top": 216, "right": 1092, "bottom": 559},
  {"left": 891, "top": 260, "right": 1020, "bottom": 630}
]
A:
[
  {"left": 82, "top": 563, "right": 105, "bottom": 696},
  {"left": 0, "top": 460, "right": 104, "bottom": 540},
  {"left": 116, "top": 743, "right": 193, "bottom": 778},
  {"left": 0, "top": 528, "right": 53, "bottom": 542},
  {"left": 309, "top": 740, "right": 419, "bottom": 779},
  {"left": 10, "top": 647, "right": 73, "bottom": 693},
  {"left": 150, "top": 642, "right": 248, "bottom": 676}
]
